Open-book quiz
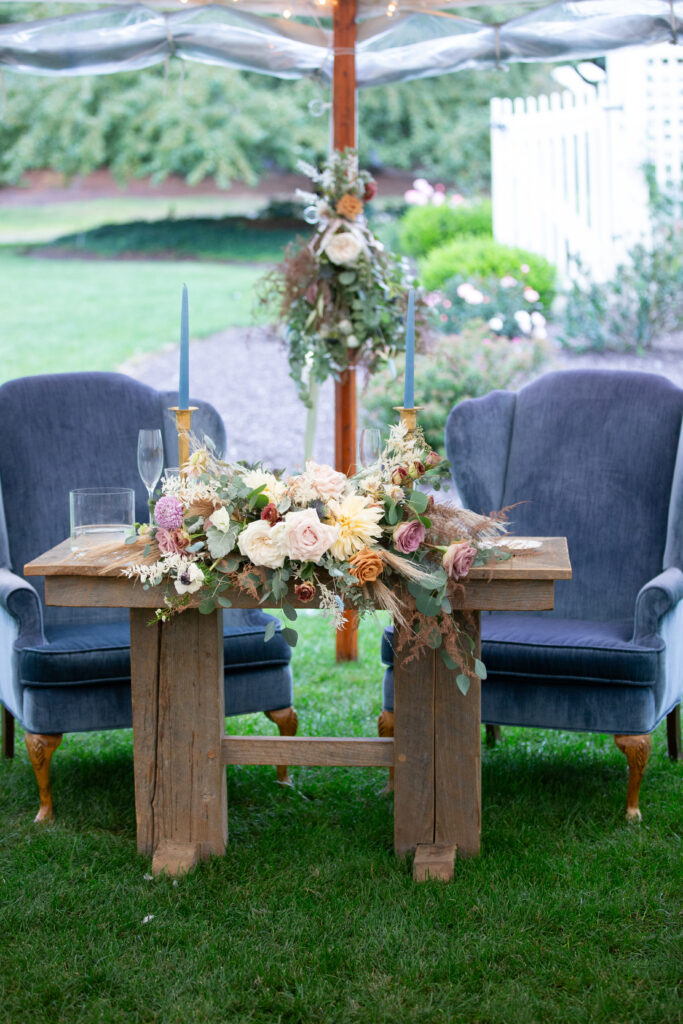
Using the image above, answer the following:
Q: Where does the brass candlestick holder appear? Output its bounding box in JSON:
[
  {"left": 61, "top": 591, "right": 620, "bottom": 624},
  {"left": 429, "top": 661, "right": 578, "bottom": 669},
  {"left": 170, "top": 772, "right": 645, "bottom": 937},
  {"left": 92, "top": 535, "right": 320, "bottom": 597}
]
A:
[
  {"left": 169, "top": 406, "right": 198, "bottom": 477},
  {"left": 394, "top": 406, "right": 423, "bottom": 434}
]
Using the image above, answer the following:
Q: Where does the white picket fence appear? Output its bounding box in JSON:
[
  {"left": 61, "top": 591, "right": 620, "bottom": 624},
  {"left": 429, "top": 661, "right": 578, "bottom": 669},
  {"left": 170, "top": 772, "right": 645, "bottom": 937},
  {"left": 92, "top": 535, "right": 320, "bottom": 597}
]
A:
[{"left": 490, "top": 44, "right": 683, "bottom": 283}]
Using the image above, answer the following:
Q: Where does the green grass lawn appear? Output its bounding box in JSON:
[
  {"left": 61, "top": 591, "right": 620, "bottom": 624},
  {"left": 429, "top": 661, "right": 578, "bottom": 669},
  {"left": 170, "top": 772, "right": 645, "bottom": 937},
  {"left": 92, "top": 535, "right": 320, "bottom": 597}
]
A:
[
  {"left": 0, "top": 612, "right": 680, "bottom": 1024},
  {"left": 0, "top": 248, "right": 269, "bottom": 382}
]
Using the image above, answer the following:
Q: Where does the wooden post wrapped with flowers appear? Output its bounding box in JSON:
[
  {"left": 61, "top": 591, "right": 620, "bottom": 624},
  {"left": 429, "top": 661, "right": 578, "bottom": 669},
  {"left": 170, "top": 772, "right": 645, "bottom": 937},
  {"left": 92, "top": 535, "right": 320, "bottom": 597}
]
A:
[{"left": 259, "top": 150, "right": 429, "bottom": 659}]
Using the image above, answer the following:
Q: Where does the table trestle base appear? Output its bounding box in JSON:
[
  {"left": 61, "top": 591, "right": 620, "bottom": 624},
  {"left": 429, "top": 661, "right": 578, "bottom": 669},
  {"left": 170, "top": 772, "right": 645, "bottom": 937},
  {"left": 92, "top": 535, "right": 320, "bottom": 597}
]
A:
[{"left": 222, "top": 735, "right": 393, "bottom": 768}]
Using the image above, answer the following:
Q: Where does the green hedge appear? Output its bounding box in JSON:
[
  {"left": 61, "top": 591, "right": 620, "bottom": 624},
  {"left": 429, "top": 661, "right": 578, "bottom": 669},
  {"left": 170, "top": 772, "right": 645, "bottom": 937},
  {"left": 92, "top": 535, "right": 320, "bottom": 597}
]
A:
[
  {"left": 420, "top": 237, "right": 557, "bottom": 309},
  {"left": 398, "top": 200, "right": 492, "bottom": 259}
]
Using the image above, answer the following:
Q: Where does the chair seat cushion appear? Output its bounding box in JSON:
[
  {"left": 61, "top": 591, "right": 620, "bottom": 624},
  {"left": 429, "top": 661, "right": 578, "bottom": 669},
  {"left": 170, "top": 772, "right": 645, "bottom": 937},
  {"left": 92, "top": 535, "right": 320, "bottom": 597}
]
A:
[
  {"left": 382, "top": 615, "right": 662, "bottom": 687},
  {"left": 20, "top": 609, "right": 290, "bottom": 688}
]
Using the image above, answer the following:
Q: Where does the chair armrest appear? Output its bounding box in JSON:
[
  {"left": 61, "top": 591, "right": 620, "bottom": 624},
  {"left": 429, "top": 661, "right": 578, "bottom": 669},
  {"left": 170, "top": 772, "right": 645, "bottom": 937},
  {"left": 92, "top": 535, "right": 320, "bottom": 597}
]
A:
[
  {"left": 0, "top": 567, "right": 44, "bottom": 648},
  {"left": 633, "top": 567, "right": 683, "bottom": 644}
]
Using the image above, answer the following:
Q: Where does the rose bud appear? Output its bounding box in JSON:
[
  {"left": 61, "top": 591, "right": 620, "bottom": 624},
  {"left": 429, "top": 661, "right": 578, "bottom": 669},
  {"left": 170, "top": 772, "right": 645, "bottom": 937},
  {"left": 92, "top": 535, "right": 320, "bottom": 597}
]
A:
[
  {"left": 391, "top": 466, "right": 409, "bottom": 486},
  {"left": 294, "top": 581, "right": 316, "bottom": 603},
  {"left": 443, "top": 541, "right": 477, "bottom": 580},
  {"left": 408, "top": 460, "right": 426, "bottom": 479},
  {"left": 426, "top": 495, "right": 435, "bottom": 513},
  {"left": 425, "top": 451, "right": 442, "bottom": 468},
  {"left": 363, "top": 181, "right": 377, "bottom": 201},
  {"left": 260, "top": 502, "right": 281, "bottom": 525}
]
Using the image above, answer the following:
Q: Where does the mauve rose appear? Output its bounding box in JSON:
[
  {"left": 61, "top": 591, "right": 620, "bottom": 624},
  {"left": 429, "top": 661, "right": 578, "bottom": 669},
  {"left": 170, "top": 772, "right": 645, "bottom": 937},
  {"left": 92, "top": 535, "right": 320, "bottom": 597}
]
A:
[
  {"left": 425, "top": 451, "right": 441, "bottom": 468},
  {"left": 443, "top": 541, "right": 477, "bottom": 579},
  {"left": 282, "top": 508, "right": 338, "bottom": 563},
  {"left": 393, "top": 520, "right": 426, "bottom": 554},
  {"left": 391, "top": 466, "right": 408, "bottom": 486},
  {"left": 261, "top": 502, "right": 281, "bottom": 525},
  {"left": 156, "top": 528, "right": 189, "bottom": 556},
  {"left": 294, "top": 581, "right": 316, "bottom": 603},
  {"left": 364, "top": 181, "right": 377, "bottom": 201}
]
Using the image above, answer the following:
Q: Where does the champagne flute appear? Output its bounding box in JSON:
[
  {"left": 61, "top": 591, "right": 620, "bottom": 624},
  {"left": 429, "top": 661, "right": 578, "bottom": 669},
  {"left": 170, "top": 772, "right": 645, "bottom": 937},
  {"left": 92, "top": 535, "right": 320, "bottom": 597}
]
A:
[
  {"left": 359, "top": 428, "right": 383, "bottom": 469},
  {"left": 137, "top": 429, "right": 164, "bottom": 522}
]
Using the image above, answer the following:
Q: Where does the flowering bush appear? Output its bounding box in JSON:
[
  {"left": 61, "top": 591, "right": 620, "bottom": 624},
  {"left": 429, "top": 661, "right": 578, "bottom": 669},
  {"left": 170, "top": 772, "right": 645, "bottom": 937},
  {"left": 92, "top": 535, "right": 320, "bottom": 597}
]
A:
[
  {"left": 121, "top": 423, "right": 510, "bottom": 691},
  {"left": 259, "top": 149, "right": 430, "bottom": 405},
  {"left": 362, "top": 324, "right": 550, "bottom": 455},
  {"left": 431, "top": 272, "right": 549, "bottom": 341},
  {"left": 399, "top": 182, "right": 493, "bottom": 259}
]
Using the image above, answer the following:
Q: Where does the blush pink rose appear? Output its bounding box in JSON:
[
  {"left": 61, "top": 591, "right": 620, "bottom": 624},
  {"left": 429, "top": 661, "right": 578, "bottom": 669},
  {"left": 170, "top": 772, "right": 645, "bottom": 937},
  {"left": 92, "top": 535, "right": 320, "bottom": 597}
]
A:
[
  {"left": 393, "top": 520, "right": 426, "bottom": 554},
  {"left": 304, "top": 460, "right": 347, "bottom": 502},
  {"left": 282, "top": 508, "right": 338, "bottom": 563},
  {"left": 156, "top": 528, "right": 189, "bottom": 555},
  {"left": 443, "top": 541, "right": 477, "bottom": 579}
]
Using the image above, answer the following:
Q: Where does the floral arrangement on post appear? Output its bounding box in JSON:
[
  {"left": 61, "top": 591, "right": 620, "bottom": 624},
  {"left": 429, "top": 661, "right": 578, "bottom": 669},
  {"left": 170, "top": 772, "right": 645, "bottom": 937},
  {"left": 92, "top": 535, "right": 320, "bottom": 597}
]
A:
[
  {"left": 119, "top": 425, "right": 509, "bottom": 695},
  {"left": 259, "top": 148, "right": 429, "bottom": 405}
]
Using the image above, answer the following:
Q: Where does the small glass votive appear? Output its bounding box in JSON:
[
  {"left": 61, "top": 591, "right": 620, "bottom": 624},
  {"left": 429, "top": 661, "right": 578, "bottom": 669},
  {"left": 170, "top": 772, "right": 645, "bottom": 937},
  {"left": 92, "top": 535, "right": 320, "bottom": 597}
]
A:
[{"left": 69, "top": 487, "right": 136, "bottom": 552}]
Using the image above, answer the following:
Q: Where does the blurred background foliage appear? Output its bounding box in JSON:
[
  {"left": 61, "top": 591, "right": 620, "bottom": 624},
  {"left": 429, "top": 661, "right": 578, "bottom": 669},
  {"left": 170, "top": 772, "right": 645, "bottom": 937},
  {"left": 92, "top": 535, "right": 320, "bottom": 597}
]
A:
[{"left": 0, "top": 0, "right": 556, "bottom": 191}]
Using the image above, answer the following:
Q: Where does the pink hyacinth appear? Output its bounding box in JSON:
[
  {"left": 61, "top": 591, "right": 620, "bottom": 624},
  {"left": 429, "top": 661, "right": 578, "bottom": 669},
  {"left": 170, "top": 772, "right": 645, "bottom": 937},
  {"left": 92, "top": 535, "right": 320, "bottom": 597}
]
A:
[{"left": 154, "top": 495, "right": 184, "bottom": 531}]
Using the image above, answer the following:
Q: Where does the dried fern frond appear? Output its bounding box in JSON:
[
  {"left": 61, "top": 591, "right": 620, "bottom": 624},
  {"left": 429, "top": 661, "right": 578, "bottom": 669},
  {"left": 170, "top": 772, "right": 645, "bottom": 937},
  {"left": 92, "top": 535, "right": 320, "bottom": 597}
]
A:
[
  {"left": 367, "top": 578, "right": 410, "bottom": 630},
  {"left": 426, "top": 501, "right": 509, "bottom": 547},
  {"left": 379, "top": 548, "right": 439, "bottom": 584}
]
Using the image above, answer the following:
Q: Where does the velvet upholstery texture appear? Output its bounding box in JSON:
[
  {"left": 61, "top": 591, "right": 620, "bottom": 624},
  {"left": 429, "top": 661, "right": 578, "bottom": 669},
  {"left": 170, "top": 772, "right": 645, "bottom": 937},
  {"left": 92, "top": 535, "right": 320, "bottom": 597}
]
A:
[
  {"left": 382, "top": 370, "right": 683, "bottom": 740},
  {"left": 0, "top": 372, "right": 293, "bottom": 737}
]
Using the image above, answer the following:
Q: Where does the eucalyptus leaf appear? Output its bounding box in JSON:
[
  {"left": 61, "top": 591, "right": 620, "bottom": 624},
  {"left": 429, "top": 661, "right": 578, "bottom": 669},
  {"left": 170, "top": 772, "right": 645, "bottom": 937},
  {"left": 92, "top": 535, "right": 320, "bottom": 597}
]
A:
[
  {"left": 264, "top": 620, "right": 276, "bottom": 643},
  {"left": 206, "top": 522, "right": 239, "bottom": 559},
  {"left": 456, "top": 673, "right": 471, "bottom": 696},
  {"left": 474, "top": 658, "right": 487, "bottom": 679},
  {"left": 282, "top": 603, "right": 297, "bottom": 622},
  {"left": 408, "top": 490, "right": 429, "bottom": 514},
  {"left": 217, "top": 595, "right": 233, "bottom": 608},
  {"left": 441, "top": 650, "right": 458, "bottom": 671},
  {"left": 125, "top": 534, "right": 138, "bottom": 545},
  {"left": 281, "top": 627, "right": 298, "bottom": 648},
  {"left": 198, "top": 599, "right": 216, "bottom": 615}
]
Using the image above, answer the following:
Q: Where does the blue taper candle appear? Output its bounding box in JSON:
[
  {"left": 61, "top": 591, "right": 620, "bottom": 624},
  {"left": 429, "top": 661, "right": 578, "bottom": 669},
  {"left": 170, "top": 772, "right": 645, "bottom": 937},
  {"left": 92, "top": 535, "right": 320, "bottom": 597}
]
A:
[
  {"left": 403, "top": 288, "right": 415, "bottom": 409},
  {"left": 178, "top": 284, "right": 190, "bottom": 409}
]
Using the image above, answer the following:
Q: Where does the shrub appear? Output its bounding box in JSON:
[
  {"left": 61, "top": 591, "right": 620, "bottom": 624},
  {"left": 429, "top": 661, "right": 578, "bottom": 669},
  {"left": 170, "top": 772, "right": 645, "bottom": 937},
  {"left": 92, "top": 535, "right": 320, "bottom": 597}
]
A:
[
  {"left": 433, "top": 274, "right": 549, "bottom": 339},
  {"left": 398, "top": 200, "right": 493, "bottom": 258},
  {"left": 420, "top": 237, "right": 557, "bottom": 309},
  {"left": 362, "top": 324, "right": 549, "bottom": 455}
]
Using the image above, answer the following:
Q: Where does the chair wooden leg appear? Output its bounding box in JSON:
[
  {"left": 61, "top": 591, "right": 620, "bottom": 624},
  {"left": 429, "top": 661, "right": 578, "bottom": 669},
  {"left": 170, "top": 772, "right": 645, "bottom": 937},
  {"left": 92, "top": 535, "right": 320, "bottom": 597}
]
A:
[
  {"left": 24, "top": 732, "right": 63, "bottom": 823},
  {"left": 614, "top": 733, "right": 652, "bottom": 822},
  {"left": 378, "top": 709, "right": 394, "bottom": 792},
  {"left": 666, "top": 705, "right": 682, "bottom": 762},
  {"left": 485, "top": 724, "right": 502, "bottom": 747},
  {"left": 2, "top": 706, "right": 15, "bottom": 759},
  {"left": 265, "top": 706, "right": 298, "bottom": 785}
]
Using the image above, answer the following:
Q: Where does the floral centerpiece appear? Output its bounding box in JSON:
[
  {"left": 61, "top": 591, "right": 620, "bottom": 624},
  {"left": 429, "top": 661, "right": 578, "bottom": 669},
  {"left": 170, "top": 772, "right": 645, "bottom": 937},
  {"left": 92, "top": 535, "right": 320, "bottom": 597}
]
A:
[
  {"left": 259, "top": 148, "right": 430, "bottom": 405},
  {"left": 120, "top": 424, "right": 509, "bottom": 695}
]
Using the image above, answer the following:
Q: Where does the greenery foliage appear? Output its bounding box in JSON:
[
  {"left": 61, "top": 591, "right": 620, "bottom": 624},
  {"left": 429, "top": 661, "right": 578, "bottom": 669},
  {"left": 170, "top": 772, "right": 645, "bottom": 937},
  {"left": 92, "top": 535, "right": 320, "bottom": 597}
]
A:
[
  {"left": 362, "top": 324, "right": 549, "bottom": 454},
  {"left": 398, "top": 199, "right": 493, "bottom": 259},
  {"left": 420, "top": 237, "right": 557, "bottom": 309},
  {"left": 0, "top": 610, "right": 679, "bottom": 1024},
  {"left": 559, "top": 172, "right": 683, "bottom": 352},
  {"left": 436, "top": 274, "right": 550, "bottom": 339},
  {"left": 0, "top": 37, "right": 555, "bottom": 189}
]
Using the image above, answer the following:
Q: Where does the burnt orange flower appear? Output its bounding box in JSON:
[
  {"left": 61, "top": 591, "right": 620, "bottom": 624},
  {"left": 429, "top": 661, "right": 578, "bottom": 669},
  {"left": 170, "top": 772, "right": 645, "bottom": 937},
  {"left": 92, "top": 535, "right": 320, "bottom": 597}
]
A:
[
  {"left": 348, "top": 547, "right": 384, "bottom": 584},
  {"left": 336, "top": 193, "right": 364, "bottom": 220}
]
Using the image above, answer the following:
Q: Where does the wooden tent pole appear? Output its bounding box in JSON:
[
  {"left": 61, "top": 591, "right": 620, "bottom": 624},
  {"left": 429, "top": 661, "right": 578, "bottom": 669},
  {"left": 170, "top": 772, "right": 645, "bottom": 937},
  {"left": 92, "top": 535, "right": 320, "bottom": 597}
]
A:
[{"left": 333, "top": 0, "right": 359, "bottom": 662}]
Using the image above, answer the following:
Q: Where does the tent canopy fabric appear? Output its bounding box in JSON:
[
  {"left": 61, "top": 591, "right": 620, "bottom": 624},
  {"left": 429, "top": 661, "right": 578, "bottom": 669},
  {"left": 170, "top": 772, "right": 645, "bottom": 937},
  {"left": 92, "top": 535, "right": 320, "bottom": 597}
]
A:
[{"left": 0, "top": 1, "right": 681, "bottom": 84}]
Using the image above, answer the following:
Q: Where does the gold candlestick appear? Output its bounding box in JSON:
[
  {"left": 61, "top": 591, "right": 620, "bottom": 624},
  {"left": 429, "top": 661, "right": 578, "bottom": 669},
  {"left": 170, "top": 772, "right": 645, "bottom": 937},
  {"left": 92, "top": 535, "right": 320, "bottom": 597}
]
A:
[
  {"left": 169, "top": 406, "right": 198, "bottom": 477},
  {"left": 394, "top": 406, "right": 423, "bottom": 434}
]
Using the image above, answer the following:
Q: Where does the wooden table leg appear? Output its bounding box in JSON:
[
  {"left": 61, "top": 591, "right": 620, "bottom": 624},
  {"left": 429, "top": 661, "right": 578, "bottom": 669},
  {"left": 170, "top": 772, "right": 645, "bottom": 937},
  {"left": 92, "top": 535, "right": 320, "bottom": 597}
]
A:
[
  {"left": 130, "top": 608, "right": 227, "bottom": 876},
  {"left": 393, "top": 611, "right": 482, "bottom": 880}
]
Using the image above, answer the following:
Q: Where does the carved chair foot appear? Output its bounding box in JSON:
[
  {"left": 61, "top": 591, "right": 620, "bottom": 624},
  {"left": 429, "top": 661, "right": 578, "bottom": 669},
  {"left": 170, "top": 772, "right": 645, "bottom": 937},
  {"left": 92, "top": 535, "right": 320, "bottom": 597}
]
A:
[
  {"left": 378, "top": 709, "right": 394, "bottom": 793},
  {"left": 265, "top": 706, "right": 298, "bottom": 785},
  {"left": 24, "top": 732, "right": 63, "bottom": 822},
  {"left": 614, "top": 733, "right": 652, "bottom": 822}
]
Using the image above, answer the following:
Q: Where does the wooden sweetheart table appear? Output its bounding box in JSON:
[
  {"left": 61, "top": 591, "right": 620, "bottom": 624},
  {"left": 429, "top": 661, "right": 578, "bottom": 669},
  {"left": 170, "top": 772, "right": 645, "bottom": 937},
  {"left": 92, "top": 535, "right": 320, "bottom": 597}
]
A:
[{"left": 26, "top": 538, "right": 571, "bottom": 880}]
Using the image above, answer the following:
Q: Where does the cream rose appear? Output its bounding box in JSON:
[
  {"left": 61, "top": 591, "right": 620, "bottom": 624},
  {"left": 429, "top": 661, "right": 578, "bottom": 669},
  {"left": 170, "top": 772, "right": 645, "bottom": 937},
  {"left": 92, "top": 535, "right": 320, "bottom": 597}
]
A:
[
  {"left": 324, "top": 231, "right": 362, "bottom": 266},
  {"left": 304, "top": 460, "right": 347, "bottom": 502},
  {"left": 282, "top": 508, "right": 338, "bottom": 563},
  {"left": 237, "top": 520, "right": 287, "bottom": 569}
]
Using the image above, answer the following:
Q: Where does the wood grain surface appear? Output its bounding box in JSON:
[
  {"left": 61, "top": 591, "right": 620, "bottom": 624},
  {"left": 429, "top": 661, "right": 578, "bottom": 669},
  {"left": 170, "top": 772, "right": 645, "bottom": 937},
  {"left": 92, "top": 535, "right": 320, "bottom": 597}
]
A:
[{"left": 222, "top": 736, "right": 393, "bottom": 768}]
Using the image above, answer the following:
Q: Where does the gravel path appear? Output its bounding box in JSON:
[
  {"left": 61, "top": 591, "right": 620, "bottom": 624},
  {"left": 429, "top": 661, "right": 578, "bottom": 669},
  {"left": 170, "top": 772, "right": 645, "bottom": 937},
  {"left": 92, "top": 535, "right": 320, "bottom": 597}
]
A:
[{"left": 119, "top": 328, "right": 683, "bottom": 472}]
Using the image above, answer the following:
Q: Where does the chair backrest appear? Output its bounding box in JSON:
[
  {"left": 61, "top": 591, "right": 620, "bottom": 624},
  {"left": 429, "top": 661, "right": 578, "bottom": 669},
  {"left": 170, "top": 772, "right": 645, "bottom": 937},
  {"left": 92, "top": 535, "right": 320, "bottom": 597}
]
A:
[
  {"left": 0, "top": 372, "right": 226, "bottom": 627},
  {"left": 446, "top": 369, "right": 683, "bottom": 622}
]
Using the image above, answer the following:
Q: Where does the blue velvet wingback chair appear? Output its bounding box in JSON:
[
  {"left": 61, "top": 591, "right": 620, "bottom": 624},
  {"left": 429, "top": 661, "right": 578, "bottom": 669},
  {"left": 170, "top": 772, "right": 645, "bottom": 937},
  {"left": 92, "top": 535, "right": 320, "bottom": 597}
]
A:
[
  {"left": 380, "top": 369, "right": 683, "bottom": 820},
  {"left": 0, "top": 372, "right": 297, "bottom": 821}
]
